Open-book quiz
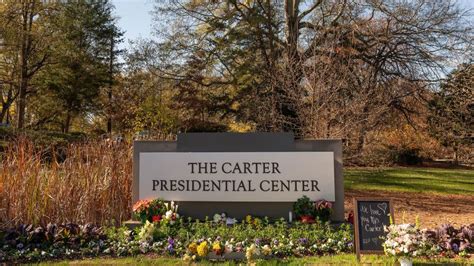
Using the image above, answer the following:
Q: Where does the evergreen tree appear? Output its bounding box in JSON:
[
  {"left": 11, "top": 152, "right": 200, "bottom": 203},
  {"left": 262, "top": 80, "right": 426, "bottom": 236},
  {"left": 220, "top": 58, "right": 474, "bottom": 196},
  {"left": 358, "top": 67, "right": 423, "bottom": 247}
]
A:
[
  {"left": 41, "top": 0, "right": 122, "bottom": 132},
  {"left": 429, "top": 64, "right": 474, "bottom": 163}
]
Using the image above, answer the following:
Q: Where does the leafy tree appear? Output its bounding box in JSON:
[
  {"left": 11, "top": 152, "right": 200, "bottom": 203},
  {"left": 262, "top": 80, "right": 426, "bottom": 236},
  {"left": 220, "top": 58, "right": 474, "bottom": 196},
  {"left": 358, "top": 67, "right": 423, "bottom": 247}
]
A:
[
  {"left": 0, "top": 0, "right": 57, "bottom": 127},
  {"left": 429, "top": 63, "right": 473, "bottom": 163},
  {"left": 40, "top": 0, "right": 122, "bottom": 133}
]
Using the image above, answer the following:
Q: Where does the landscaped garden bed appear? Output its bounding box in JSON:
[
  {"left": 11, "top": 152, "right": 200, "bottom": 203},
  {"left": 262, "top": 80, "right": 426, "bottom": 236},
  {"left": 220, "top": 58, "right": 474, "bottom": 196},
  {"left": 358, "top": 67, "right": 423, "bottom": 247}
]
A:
[{"left": 1, "top": 198, "right": 473, "bottom": 264}]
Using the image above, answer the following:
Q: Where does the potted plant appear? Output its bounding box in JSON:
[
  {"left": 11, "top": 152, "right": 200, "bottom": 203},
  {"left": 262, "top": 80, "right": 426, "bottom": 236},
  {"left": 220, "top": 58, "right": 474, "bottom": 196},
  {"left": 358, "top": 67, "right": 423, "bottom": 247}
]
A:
[
  {"left": 314, "top": 200, "right": 333, "bottom": 222},
  {"left": 293, "top": 196, "right": 315, "bottom": 223}
]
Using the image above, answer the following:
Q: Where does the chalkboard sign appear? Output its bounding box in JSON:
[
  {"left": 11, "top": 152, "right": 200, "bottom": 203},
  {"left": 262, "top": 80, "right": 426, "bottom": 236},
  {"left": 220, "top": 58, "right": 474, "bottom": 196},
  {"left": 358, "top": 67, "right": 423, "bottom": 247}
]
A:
[{"left": 353, "top": 198, "right": 394, "bottom": 257}]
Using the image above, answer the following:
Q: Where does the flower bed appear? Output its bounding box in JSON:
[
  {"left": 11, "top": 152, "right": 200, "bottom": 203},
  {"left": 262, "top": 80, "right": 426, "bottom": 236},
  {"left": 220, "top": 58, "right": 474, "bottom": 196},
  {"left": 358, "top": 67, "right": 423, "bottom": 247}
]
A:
[
  {"left": 383, "top": 223, "right": 474, "bottom": 261},
  {"left": 0, "top": 218, "right": 353, "bottom": 263},
  {"left": 1, "top": 198, "right": 473, "bottom": 263},
  {"left": 1, "top": 218, "right": 473, "bottom": 263}
]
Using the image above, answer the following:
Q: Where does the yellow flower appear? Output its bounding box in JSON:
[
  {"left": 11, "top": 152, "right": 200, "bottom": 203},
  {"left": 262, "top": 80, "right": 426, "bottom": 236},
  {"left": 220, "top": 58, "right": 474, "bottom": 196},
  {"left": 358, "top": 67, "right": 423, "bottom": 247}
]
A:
[
  {"left": 245, "top": 215, "right": 253, "bottom": 224},
  {"left": 197, "top": 241, "right": 209, "bottom": 257},
  {"left": 182, "top": 254, "right": 192, "bottom": 262},
  {"left": 253, "top": 218, "right": 262, "bottom": 227},
  {"left": 188, "top": 242, "right": 198, "bottom": 254},
  {"left": 212, "top": 241, "right": 222, "bottom": 255},
  {"left": 262, "top": 244, "right": 272, "bottom": 256},
  {"left": 246, "top": 244, "right": 258, "bottom": 262}
]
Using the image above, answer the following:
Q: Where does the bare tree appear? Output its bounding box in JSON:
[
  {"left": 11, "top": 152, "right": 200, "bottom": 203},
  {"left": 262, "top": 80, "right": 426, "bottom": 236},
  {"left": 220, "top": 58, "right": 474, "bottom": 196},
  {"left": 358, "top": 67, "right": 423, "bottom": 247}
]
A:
[{"left": 139, "top": 0, "right": 472, "bottom": 147}]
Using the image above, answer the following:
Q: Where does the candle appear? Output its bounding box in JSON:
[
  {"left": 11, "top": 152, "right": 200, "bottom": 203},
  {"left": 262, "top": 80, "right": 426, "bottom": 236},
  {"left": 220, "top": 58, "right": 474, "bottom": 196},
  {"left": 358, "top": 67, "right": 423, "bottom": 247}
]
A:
[{"left": 289, "top": 211, "right": 293, "bottom": 223}]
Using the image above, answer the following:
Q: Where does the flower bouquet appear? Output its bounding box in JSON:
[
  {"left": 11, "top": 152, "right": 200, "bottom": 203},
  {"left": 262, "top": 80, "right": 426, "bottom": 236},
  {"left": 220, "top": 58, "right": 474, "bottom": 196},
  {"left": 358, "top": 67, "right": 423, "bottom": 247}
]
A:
[
  {"left": 314, "top": 200, "right": 332, "bottom": 222},
  {"left": 383, "top": 223, "right": 422, "bottom": 266},
  {"left": 132, "top": 198, "right": 176, "bottom": 224}
]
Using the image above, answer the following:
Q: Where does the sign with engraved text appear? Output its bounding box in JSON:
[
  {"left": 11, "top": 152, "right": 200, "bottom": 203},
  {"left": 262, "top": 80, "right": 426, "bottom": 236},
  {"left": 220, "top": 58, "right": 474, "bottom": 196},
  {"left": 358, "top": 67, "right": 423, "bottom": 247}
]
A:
[{"left": 139, "top": 152, "right": 335, "bottom": 202}]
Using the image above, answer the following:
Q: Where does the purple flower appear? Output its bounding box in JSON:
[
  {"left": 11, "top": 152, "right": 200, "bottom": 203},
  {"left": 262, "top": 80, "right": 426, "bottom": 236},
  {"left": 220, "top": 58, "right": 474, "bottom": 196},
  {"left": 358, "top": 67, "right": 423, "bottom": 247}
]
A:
[
  {"left": 452, "top": 243, "right": 459, "bottom": 253},
  {"left": 298, "top": 238, "right": 308, "bottom": 245},
  {"left": 167, "top": 244, "right": 174, "bottom": 254},
  {"left": 273, "top": 239, "right": 279, "bottom": 245},
  {"left": 255, "top": 238, "right": 261, "bottom": 245},
  {"left": 168, "top": 237, "right": 175, "bottom": 245}
]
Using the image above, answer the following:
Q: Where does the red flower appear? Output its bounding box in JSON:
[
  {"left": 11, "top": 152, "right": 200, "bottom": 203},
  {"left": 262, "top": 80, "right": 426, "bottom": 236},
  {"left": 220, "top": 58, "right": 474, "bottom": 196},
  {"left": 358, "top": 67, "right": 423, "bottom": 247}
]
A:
[
  {"left": 347, "top": 211, "right": 354, "bottom": 224},
  {"left": 152, "top": 215, "right": 161, "bottom": 222},
  {"left": 300, "top": 215, "right": 315, "bottom": 224}
]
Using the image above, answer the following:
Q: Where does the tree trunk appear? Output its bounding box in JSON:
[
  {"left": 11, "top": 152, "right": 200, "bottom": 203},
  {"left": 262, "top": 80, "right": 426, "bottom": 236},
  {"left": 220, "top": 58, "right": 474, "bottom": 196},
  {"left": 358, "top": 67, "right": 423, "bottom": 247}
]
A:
[
  {"left": 0, "top": 105, "right": 9, "bottom": 124},
  {"left": 17, "top": 1, "right": 35, "bottom": 129},
  {"left": 107, "top": 35, "right": 114, "bottom": 134},
  {"left": 280, "top": 0, "right": 304, "bottom": 137},
  {"left": 64, "top": 112, "right": 71, "bottom": 133},
  {"left": 17, "top": 76, "right": 28, "bottom": 129},
  {"left": 453, "top": 146, "right": 459, "bottom": 165}
]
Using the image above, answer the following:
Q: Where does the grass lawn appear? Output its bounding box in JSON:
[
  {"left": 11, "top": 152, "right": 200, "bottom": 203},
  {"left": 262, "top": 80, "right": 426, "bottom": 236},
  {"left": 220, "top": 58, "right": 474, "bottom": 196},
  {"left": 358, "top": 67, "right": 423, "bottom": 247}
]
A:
[
  {"left": 38, "top": 254, "right": 474, "bottom": 265},
  {"left": 345, "top": 167, "right": 474, "bottom": 195}
]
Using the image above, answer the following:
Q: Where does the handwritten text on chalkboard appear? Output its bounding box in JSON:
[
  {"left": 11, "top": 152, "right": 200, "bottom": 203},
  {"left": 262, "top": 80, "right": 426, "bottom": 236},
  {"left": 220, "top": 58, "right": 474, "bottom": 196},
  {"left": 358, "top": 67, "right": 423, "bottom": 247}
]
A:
[{"left": 354, "top": 199, "right": 393, "bottom": 253}]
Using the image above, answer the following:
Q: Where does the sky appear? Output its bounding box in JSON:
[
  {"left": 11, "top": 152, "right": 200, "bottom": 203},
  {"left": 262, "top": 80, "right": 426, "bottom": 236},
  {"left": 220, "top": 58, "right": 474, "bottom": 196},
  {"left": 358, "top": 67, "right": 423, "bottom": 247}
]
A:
[
  {"left": 112, "top": 0, "right": 154, "bottom": 50},
  {"left": 112, "top": 0, "right": 474, "bottom": 51}
]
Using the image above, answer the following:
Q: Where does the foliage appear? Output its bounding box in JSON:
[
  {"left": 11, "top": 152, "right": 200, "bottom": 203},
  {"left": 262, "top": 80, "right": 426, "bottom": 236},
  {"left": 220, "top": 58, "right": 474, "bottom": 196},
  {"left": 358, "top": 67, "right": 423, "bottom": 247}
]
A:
[
  {"left": 132, "top": 199, "right": 166, "bottom": 224},
  {"left": 313, "top": 200, "right": 333, "bottom": 223},
  {"left": 132, "top": 200, "right": 180, "bottom": 226},
  {"left": 0, "top": 219, "right": 350, "bottom": 262},
  {"left": 3, "top": 218, "right": 473, "bottom": 264},
  {"left": 292, "top": 196, "right": 313, "bottom": 220},
  {"left": 0, "top": 138, "right": 132, "bottom": 227},
  {"left": 38, "top": 0, "right": 123, "bottom": 133},
  {"left": 2, "top": 138, "right": 472, "bottom": 229},
  {"left": 429, "top": 64, "right": 474, "bottom": 164},
  {"left": 0, "top": 0, "right": 58, "bottom": 128},
  {"left": 0, "top": 223, "right": 107, "bottom": 262},
  {"left": 0, "top": 127, "right": 87, "bottom": 149},
  {"left": 422, "top": 224, "right": 474, "bottom": 257},
  {"left": 384, "top": 223, "right": 474, "bottom": 259},
  {"left": 0, "top": 0, "right": 122, "bottom": 133},
  {"left": 292, "top": 196, "right": 332, "bottom": 223}
]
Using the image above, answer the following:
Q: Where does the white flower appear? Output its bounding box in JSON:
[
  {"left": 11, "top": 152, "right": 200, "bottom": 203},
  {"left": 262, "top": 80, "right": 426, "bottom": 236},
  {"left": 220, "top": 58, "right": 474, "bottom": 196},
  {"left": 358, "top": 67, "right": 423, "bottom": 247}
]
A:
[
  {"left": 225, "top": 244, "right": 233, "bottom": 254},
  {"left": 213, "top": 213, "right": 222, "bottom": 223}
]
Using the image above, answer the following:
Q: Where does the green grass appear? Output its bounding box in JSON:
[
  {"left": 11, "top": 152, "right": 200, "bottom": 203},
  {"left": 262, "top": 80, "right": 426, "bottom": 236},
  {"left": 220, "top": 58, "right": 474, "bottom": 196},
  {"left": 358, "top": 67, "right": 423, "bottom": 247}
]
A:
[
  {"left": 36, "top": 254, "right": 474, "bottom": 265},
  {"left": 345, "top": 167, "right": 474, "bottom": 195}
]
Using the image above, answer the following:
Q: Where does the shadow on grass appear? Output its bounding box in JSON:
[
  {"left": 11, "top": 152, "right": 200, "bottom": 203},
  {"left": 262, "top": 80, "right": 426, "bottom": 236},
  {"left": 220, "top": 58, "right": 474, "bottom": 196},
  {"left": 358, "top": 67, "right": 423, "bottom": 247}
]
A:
[{"left": 345, "top": 168, "right": 474, "bottom": 195}]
